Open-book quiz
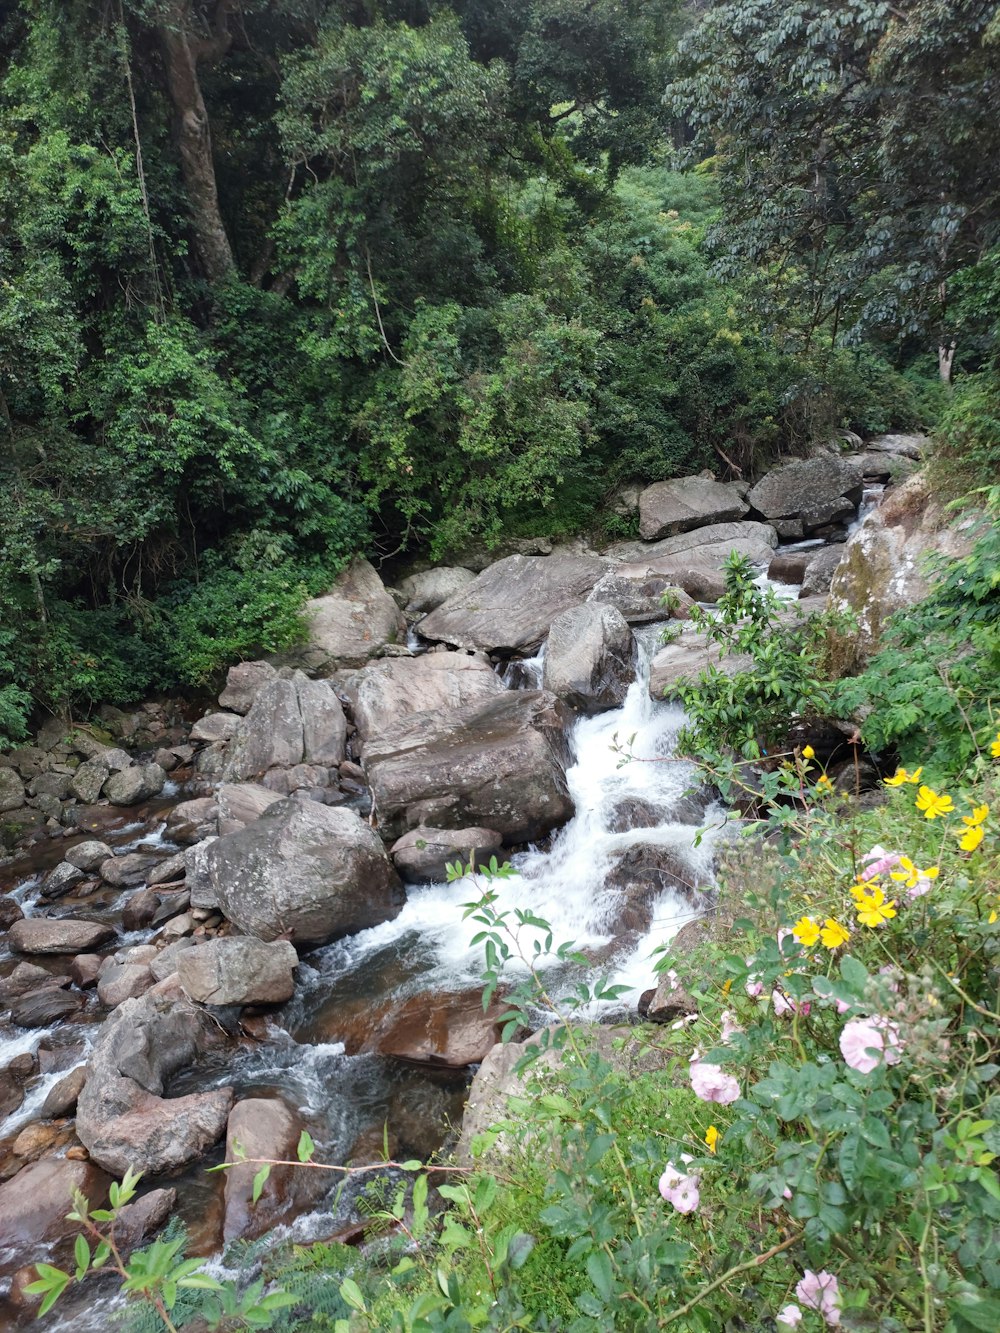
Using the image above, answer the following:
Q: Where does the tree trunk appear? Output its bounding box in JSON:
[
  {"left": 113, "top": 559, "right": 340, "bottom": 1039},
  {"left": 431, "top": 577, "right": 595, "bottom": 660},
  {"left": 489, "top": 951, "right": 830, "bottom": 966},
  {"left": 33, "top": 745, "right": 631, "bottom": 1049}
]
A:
[
  {"left": 157, "top": 0, "right": 235, "bottom": 283},
  {"left": 938, "top": 340, "right": 956, "bottom": 385}
]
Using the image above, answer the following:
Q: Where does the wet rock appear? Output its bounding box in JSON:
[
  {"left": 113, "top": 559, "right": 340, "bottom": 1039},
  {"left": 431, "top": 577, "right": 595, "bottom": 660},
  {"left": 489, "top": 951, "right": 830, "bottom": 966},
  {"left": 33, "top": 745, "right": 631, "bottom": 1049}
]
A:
[
  {"left": 218, "top": 660, "right": 279, "bottom": 714},
  {"left": 604, "top": 843, "right": 709, "bottom": 933},
  {"left": 154, "top": 748, "right": 180, "bottom": 772},
  {"left": 585, "top": 566, "right": 694, "bottom": 624},
  {"left": 9, "top": 985, "right": 85, "bottom": 1027},
  {"left": 300, "top": 558, "right": 407, "bottom": 671},
  {"left": 76, "top": 980, "right": 234, "bottom": 1175},
  {"left": 390, "top": 1082, "right": 466, "bottom": 1160},
  {"left": 0, "top": 767, "right": 26, "bottom": 812},
  {"left": 40, "top": 1065, "right": 88, "bottom": 1118},
  {"left": 98, "top": 963, "right": 155, "bottom": 1008},
  {"left": 367, "top": 991, "right": 507, "bottom": 1068},
  {"left": 340, "top": 650, "right": 503, "bottom": 745},
  {"left": 543, "top": 603, "right": 636, "bottom": 714},
  {"left": 103, "top": 763, "right": 166, "bottom": 806},
  {"left": 190, "top": 712, "right": 242, "bottom": 743},
  {"left": 165, "top": 796, "right": 218, "bottom": 844},
  {"left": 69, "top": 757, "right": 110, "bottom": 805},
  {"left": 222, "top": 1098, "right": 325, "bottom": 1242},
  {"left": 70, "top": 954, "right": 103, "bottom": 988},
  {"left": 148, "top": 851, "right": 187, "bottom": 886},
  {"left": 800, "top": 545, "right": 845, "bottom": 597},
  {"left": 99, "top": 852, "right": 159, "bottom": 888},
  {"left": 390, "top": 825, "right": 504, "bottom": 884},
  {"left": 8, "top": 918, "right": 115, "bottom": 954},
  {"left": 748, "top": 456, "right": 863, "bottom": 521},
  {"left": 216, "top": 782, "right": 283, "bottom": 835},
  {"left": 0, "top": 1158, "right": 111, "bottom": 1274},
  {"left": 767, "top": 552, "right": 810, "bottom": 585},
  {"left": 417, "top": 552, "right": 609, "bottom": 655},
  {"left": 399, "top": 566, "right": 476, "bottom": 613},
  {"left": 0, "top": 894, "right": 24, "bottom": 929},
  {"left": 122, "top": 884, "right": 190, "bottom": 932},
  {"left": 363, "top": 690, "right": 574, "bottom": 844},
  {"left": 207, "top": 799, "right": 404, "bottom": 948},
  {"left": 638, "top": 476, "right": 750, "bottom": 541},
  {"left": 12, "top": 1121, "right": 74, "bottom": 1162},
  {"left": 64, "top": 839, "right": 113, "bottom": 872},
  {"left": 176, "top": 937, "right": 299, "bottom": 1006},
  {"left": 114, "top": 1187, "right": 177, "bottom": 1256}
]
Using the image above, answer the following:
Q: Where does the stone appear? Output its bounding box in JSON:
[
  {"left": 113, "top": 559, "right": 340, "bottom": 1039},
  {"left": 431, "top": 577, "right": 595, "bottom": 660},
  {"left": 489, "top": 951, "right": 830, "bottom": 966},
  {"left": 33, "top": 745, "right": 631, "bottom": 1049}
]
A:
[
  {"left": 604, "top": 843, "right": 709, "bottom": 933},
  {"left": 185, "top": 838, "right": 219, "bottom": 910},
  {"left": 800, "top": 495, "right": 855, "bottom": 531},
  {"left": 866, "top": 432, "right": 927, "bottom": 460},
  {"left": 417, "top": 552, "right": 610, "bottom": 655},
  {"left": 390, "top": 825, "right": 504, "bottom": 884},
  {"left": 300, "top": 558, "right": 407, "bottom": 671},
  {"left": 206, "top": 799, "right": 404, "bottom": 948},
  {"left": 0, "top": 1158, "right": 111, "bottom": 1273},
  {"left": 363, "top": 690, "right": 574, "bottom": 844},
  {"left": 216, "top": 782, "right": 283, "bottom": 834},
  {"left": 800, "top": 546, "right": 845, "bottom": 597},
  {"left": 122, "top": 885, "right": 190, "bottom": 932},
  {"left": 366, "top": 990, "right": 507, "bottom": 1068},
  {"left": 113, "top": 1187, "right": 177, "bottom": 1257},
  {"left": 219, "top": 660, "right": 280, "bottom": 714},
  {"left": 638, "top": 476, "right": 750, "bottom": 541},
  {"left": 102, "top": 763, "right": 166, "bottom": 806},
  {"left": 222, "top": 674, "right": 346, "bottom": 780},
  {"left": 39, "top": 860, "right": 86, "bottom": 900},
  {"left": 648, "top": 632, "right": 753, "bottom": 701},
  {"left": 605, "top": 522, "right": 778, "bottom": 600},
  {"left": 0, "top": 766, "right": 26, "bottom": 812},
  {"left": 295, "top": 673, "right": 348, "bottom": 765},
  {"left": 97, "top": 748, "right": 135, "bottom": 772},
  {"left": 148, "top": 851, "right": 187, "bottom": 886},
  {"left": 158, "top": 912, "right": 195, "bottom": 941},
  {"left": 542, "top": 603, "right": 636, "bottom": 714},
  {"left": 398, "top": 566, "right": 476, "bottom": 613},
  {"left": 222, "top": 1098, "right": 325, "bottom": 1243},
  {"left": 75, "top": 981, "right": 234, "bottom": 1176},
  {"left": 99, "top": 852, "right": 159, "bottom": 888},
  {"left": 0, "top": 894, "right": 24, "bottom": 929},
  {"left": 8, "top": 917, "right": 116, "bottom": 954},
  {"left": 64, "top": 839, "right": 113, "bottom": 872},
  {"left": 165, "top": 795, "right": 218, "bottom": 844},
  {"left": 748, "top": 456, "right": 863, "bottom": 520},
  {"left": 154, "top": 748, "right": 180, "bottom": 772},
  {"left": 340, "top": 650, "right": 504, "bottom": 745},
  {"left": 40, "top": 1065, "right": 88, "bottom": 1118},
  {"left": 70, "top": 954, "right": 103, "bottom": 988},
  {"left": 773, "top": 517, "right": 805, "bottom": 540},
  {"left": 97, "top": 962, "right": 155, "bottom": 1008},
  {"left": 190, "top": 712, "right": 242, "bottom": 743},
  {"left": 9, "top": 984, "right": 85, "bottom": 1027},
  {"left": 262, "top": 763, "right": 329, "bottom": 794},
  {"left": 149, "top": 938, "right": 197, "bottom": 982},
  {"left": 176, "top": 937, "right": 299, "bottom": 1006},
  {"left": 586, "top": 566, "right": 694, "bottom": 624},
  {"left": 767, "top": 552, "right": 810, "bottom": 585},
  {"left": 11, "top": 1121, "right": 73, "bottom": 1160},
  {"left": 69, "top": 757, "right": 110, "bottom": 805},
  {"left": 28, "top": 771, "right": 73, "bottom": 800}
]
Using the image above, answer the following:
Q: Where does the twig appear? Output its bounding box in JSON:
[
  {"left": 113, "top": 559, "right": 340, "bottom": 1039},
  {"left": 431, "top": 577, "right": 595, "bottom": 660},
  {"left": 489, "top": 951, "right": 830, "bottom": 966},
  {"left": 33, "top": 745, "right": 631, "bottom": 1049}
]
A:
[{"left": 660, "top": 1231, "right": 802, "bottom": 1325}]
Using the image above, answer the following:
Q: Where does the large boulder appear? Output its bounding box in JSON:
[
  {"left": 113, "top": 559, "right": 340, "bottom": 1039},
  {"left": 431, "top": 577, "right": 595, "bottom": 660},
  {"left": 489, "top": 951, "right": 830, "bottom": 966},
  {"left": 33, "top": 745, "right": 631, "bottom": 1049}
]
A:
[
  {"left": 398, "top": 567, "right": 476, "bottom": 613},
  {"left": 75, "top": 979, "right": 234, "bottom": 1176},
  {"left": 300, "top": 558, "right": 407, "bottom": 671},
  {"left": 64, "top": 839, "right": 113, "bottom": 872},
  {"left": 543, "top": 603, "right": 636, "bottom": 714},
  {"left": 829, "top": 471, "right": 981, "bottom": 656},
  {"left": 416, "top": 552, "right": 610, "bottom": 655},
  {"left": 390, "top": 825, "right": 504, "bottom": 884},
  {"left": 222, "top": 674, "right": 346, "bottom": 781},
  {"left": 216, "top": 782, "right": 283, "bottom": 834},
  {"left": 206, "top": 798, "right": 404, "bottom": 948},
  {"left": 0, "top": 1159, "right": 111, "bottom": 1278},
  {"left": 103, "top": 763, "right": 166, "bottom": 806},
  {"left": 748, "top": 456, "right": 863, "bottom": 521},
  {"left": 638, "top": 476, "right": 749, "bottom": 541},
  {"left": 363, "top": 690, "right": 574, "bottom": 843},
  {"left": 800, "top": 545, "right": 845, "bottom": 597},
  {"left": 339, "top": 651, "right": 503, "bottom": 745},
  {"left": 647, "top": 632, "right": 753, "bottom": 701},
  {"left": 218, "top": 660, "right": 279, "bottom": 714},
  {"left": 585, "top": 566, "right": 694, "bottom": 624},
  {"left": 8, "top": 917, "right": 116, "bottom": 954},
  {"left": 222, "top": 1098, "right": 325, "bottom": 1242},
  {"left": 0, "top": 766, "right": 25, "bottom": 812},
  {"left": 69, "top": 757, "right": 110, "bottom": 805},
  {"left": 605, "top": 522, "right": 778, "bottom": 600},
  {"left": 190, "top": 712, "right": 241, "bottom": 743},
  {"left": 176, "top": 937, "right": 299, "bottom": 1006},
  {"left": 866, "top": 432, "right": 927, "bottom": 460}
]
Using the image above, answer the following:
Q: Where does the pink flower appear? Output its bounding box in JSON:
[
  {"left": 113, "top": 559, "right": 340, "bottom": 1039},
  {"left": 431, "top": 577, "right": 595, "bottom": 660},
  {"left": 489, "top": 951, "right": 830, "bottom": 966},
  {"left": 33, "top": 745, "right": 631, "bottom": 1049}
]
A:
[
  {"left": 840, "top": 1016, "right": 902, "bottom": 1074},
  {"left": 689, "top": 1059, "right": 740, "bottom": 1104},
  {"left": 720, "top": 1010, "right": 743, "bottom": 1042},
  {"left": 745, "top": 973, "right": 764, "bottom": 998},
  {"left": 834, "top": 997, "right": 852, "bottom": 1015},
  {"left": 795, "top": 1270, "right": 841, "bottom": 1326},
  {"left": 861, "top": 845, "right": 902, "bottom": 878},
  {"left": 772, "top": 990, "right": 811, "bottom": 1017},
  {"left": 658, "top": 1157, "right": 700, "bottom": 1213},
  {"left": 777, "top": 1305, "right": 803, "bottom": 1329}
]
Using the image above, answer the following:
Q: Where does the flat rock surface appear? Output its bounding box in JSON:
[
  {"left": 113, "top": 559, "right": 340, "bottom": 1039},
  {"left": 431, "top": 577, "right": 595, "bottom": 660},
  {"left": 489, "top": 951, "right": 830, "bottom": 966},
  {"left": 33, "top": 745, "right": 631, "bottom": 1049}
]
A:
[
  {"left": 638, "top": 476, "right": 749, "bottom": 541},
  {"left": 8, "top": 917, "right": 116, "bottom": 954}
]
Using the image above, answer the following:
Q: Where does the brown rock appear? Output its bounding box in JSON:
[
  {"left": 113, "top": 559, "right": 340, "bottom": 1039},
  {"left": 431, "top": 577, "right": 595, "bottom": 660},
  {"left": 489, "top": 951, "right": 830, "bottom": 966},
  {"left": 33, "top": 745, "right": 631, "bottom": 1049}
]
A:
[
  {"left": 40, "top": 1065, "right": 88, "bottom": 1118},
  {"left": 0, "top": 1157, "right": 111, "bottom": 1274},
  {"left": 8, "top": 918, "right": 115, "bottom": 954},
  {"left": 222, "top": 1098, "right": 325, "bottom": 1242}
]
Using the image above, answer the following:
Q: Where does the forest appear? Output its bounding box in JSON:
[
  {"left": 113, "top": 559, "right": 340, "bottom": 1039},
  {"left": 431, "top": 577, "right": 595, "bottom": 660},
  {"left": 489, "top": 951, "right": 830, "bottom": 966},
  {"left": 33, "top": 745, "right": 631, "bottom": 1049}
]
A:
[{"left": 1, "top": 0, "right": 996, "bottom": 738}]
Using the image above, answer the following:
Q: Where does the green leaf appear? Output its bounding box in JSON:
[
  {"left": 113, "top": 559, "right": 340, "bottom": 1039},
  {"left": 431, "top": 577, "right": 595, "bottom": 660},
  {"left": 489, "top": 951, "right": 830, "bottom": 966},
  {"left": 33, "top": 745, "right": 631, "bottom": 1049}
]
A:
[
  {"left": 586, "top": 1248, "right": 614, "bottom": 1301},
  {"left": 296, "top": 1129, "right": 315, "bottom": 1163},
  {"left": 74, "top": 1234, "right": 90, "bottom": 1278},
  {"left": 251, "top": 1163, "right": 271, "bottom": 1205},
  {"left": 340, "top": 1277, "right": 366, "bottom": 1313}
]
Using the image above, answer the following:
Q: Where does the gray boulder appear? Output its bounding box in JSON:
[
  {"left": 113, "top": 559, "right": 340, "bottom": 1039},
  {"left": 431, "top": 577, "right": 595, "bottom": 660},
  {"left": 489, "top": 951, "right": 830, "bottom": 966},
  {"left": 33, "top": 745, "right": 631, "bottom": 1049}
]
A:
[
  {"left": 605, "top": 522, "right": 778, "bottom": 600},
  {"left": 40, "top": 1065, "right": 88, "bottom": 1118},
  {"left": 416, "top": 552, "right": 610, "bottom": 655},
  {"left": 190, "top": 712, "right": 241, "bottom": 743},
  {"left": 8, "top": 917, "right": 116, "bottom": 954},
  {"left": 340, "top": 651, "right": 503, "bottom": 745},
  {"left": 638, "top": 476, "right": 749, "bottom": 541},
  {"left": 216, "top": 782, "right": 283, "bottom": 834},
  {"left": 648, "top": 632, "right": 753, "bottom": 701},
  {"left": 40, "top": 861, "right": 87, "bottom": 900},
  {"left": 166, "top": 795, "right": 218, "bottom": 844},
  {"left": 748, "top": 457, "right": 863, "bottom": 520},
  {"left": 800, "top": 546, "right": 845, "bottom": 597},
  {"left": 222, "top": 674, "right": 346, "bottom": 781},
  {"left": 185, "top": 838, "right": 219, "bottom": 910},
  {"left": 866, "top": 432, "right": 927, "bottom": 460},
  {"left": 69, "top": 757, "right": 110, "bottom": 804},
  {"left": 103, "top": 763, "right": 166, "bottom": 806},
  {"left": 0, "top": 768, "right": 27, "bottom": 812},
  {"left": 585, "top": 566, "right": 694, "bottom": 624},
  {"left": 218, "top": 660, "right": 279, "bottom": 714},
  {"left": 543, "top": 603, "right": 636, "bottom": 714},
  {"left": 398, "top": 566, "right": 476, "bottom": 613},
  {"left": 206, "top": 798, "right": 404, "bottom": 947},
  {"left": 97, "top": 962, "right": 155, "bottom": 1008},
  {"left": 363, "top": 690, "right": 574, "bottom": 843},
  {"left": 390, "top": 826, "right": 504, "bottom": 884},
  {"left": 296, "top": 673, "right": 348, "bottom": 765},
  {"left": 176, "top": 937, "right": 299, "bottom": 1006},
  {"left": 65, "top": 839, "right": 113, "bottom": 872},
  {"left": 300, "top": 558, "right": 407, "bottom": 671},
  {"left": 100, "top": 852, "right": 159, "bottom": 887}
]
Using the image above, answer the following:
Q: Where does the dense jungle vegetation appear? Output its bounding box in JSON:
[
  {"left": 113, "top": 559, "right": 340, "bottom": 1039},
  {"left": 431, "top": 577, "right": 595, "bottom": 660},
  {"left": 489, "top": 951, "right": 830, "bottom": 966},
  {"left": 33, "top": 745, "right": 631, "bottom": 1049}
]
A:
[{"left": 0, "top": 0, "right": 998, "bottom": 738}]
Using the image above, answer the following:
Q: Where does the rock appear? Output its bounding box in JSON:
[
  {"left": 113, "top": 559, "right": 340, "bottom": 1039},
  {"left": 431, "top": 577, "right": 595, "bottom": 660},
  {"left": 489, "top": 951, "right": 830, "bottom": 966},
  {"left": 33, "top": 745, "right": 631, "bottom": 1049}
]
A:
[
  {"left": 0, "top": 894, "right": 24, "bottom": 929},
  {"left": 748, "top": 456, "right": 863, "bottom": 520},
  {"left": 830, "top": 472, "right": 981, "bottom": 657},
  {"left": 390, "top": 826, "right": 504, "bottom": 884},
  {"left": 219, "top": 660, "right": 279, "bottom": 714},
  {"left": 417, "top": 552, "right": 610, "bottom": 655},
  {"left": 64, "top": 839, "right": 113, "bottom": 872},
  {"left": 28, "top": 771, "right": 73, "bottom": 800},
  {"left": 206, "top": 799, "right": 404, "bottom": 948},
  {"left": 154, "top": 748, "right": 180, "bottom": 772},
  {"left": 157, "top": 912, "right": 195, "bottom": 942},
  {"left": 363, "top": 690, "right": 574, "bottom": 844},
  {"left": 0, "top": 961, "right": 65, "bottom": 1002},
  {"left": 39, "top": 861, "right": 86, "bottom": 900},
  {"left": 767, "top": 552, "right": 810, "bottom": 585},
  {"left": 0, "top": 766, "right": 26, "bottom": 812},
  {"left": 399, "top": 567, "right": 476, "bottom": 613},
  {"left": 300, "top": 558, "right": 407, "bottom": 671},
  {"left": 70, "top": 954, "right": 103, "bottom": 988},
  {"left": 773, "top": 517, "right": 805, "bottom": 540},
  {"left": 366, "top": 990, "right": 507, "bottom": 1067},
  {"left": 176, "top": 937, "right": 299, "bottom": 1006},
  {"left": 261, "top": 763, "right": 330, "bottom": 794},
  {"left": 800, "top": 546, "right": 845, "bottom": 597},
  {"left": 69, "top": 757, "right": 110, "bottom": 805},
  {"left": 185, "top": 838, "right": 219, "bottom": 910},
  {"left": 12, "top": 1121, "right": 74, "bottom": 1161},
  {"left": 801, "top": 496, "right": 855, "bottom": 531},
  {"left": 648, "top": 632, "right": 753, "bottom": 701},
  {"left": 113, "top": 1187, "right": 177, "bottom": 1256},
  {"left": 190, "top": 712, "right": 242, "bottom": 743},
  {"left": 295, "top": 673, "right": 348, "bottom": 765},
  {"left": 866, "top": 432, "right": 927, "bottom": 460},
  {"left": 542, "top": 603, "right": 636, "bottom": 714},
  {"left": 8, "top": 918, "right": 116, "bottom": 954},
  {"left": 148, "top": 851, "right": 187, "bottom": 886},
  {"left": 605, "top": 522, "right": 778, "bottom": 600},
  {"left": 10, "top": 984, "right": 85, "bottom": 1027},
  {"left": 604, "top": 844, "right": 708, "bottom": 933},
  {"left": 99, "top": 852, "right": 159, "bottom": 888},
  {"left": 222, "top": 674, "right": 346, "bottom": 780},
  {"left": 166, "top": 795, "right": 218, "bottom": 844},
  {"left": 586, "top": 566, "right": 694, "bottom": 624},
  {"left": 0, "top": 1159, "right": 111, "bottom": 1273},
  {"left": 75, "top": 981, "right": 234, "bottom": 1175},
  {"left": 97, "top": 748, "right": 135, "bottom": 772},
  {"left": 122, "top": 885, "right": 190, "bottom": 932},
  {"left": 103, "top": 764, "right": 166, "bottom": 806},
  {"left": 216, "top": 782, "right": 283, "bottom": 835},
  {"left": 222, "top": 1098, "right": 324, "bottom": 1243},
  {"left": 97, "top": 963, "right": 155, "bottom": 1008},
  {"left": 149, "top": 938, "right": 197, "bottom": 982},
  {"left": 40, "top": 1065, "right": 88, "bottom": 1117},
  {"left": 638, "top": 476, "right": 750, "bottom": 541},
  {"left": 340, "top": 651, "right": 504, "bottom": 745}
]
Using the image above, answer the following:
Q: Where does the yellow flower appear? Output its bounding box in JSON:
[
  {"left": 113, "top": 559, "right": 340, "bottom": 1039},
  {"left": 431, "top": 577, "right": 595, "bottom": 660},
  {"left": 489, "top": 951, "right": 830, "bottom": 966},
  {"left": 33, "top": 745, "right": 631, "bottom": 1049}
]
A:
[
  {"left": 884, "top": 766, "right": 923, "bottom": 787},
  {"left": 820, "top": 918, "right": 850, "bottom": 949},
  {"left": 958, "top": 824, "right": 985, "bottom": 852},
  {"left": 915, "top": 785, "right": 955, "bottom": 820},
  {"left": 990, "top": 910, "right": 998, "bottom": 925},
  {"left": 792, "top": 916, "right": 820, "bottom": 947},
  {"left": 962, "top": 804, "right": 989, "bottom": 828},
  {"left": 991, "top": 732, "right": 1000, "bottom": 759},
  {"left": 705, "top": 1125, "right": 720, "bottom": 1154},
  {"left": 816, "top": 774, "right": 834, "bottom": 795},
  {"left": 890, "top": 857, "right": 940, "bottom": 889},
  {"left": 801, "top": 745, "right": 815, "bottom": 760},
  {"left": 851, "top": 878, "right": 880, "bottom": 902},
  {"left": 855, "top": 888, "right": 898, "bottom": 928}
]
